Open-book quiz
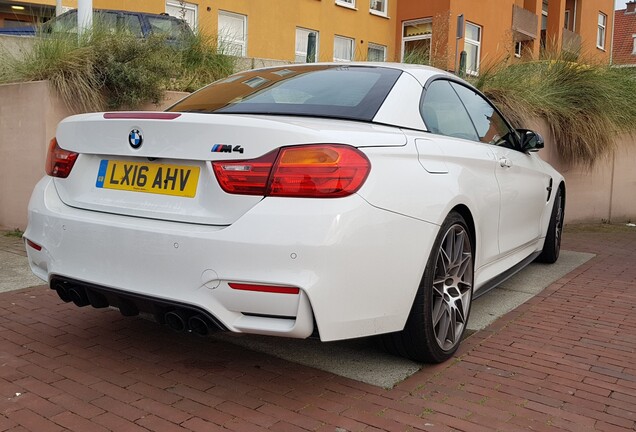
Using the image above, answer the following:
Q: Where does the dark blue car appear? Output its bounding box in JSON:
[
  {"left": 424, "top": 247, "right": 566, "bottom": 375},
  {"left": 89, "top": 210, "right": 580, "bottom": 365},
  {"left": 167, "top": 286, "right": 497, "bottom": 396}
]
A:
[{"left": 0, "top": 9, "right": 193, "bottom": 41}]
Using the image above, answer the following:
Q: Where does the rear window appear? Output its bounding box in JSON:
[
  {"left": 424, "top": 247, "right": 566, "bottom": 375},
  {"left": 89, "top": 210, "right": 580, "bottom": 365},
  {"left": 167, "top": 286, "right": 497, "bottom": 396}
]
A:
[{"left": 168, "top": 65, "right": 402, "bottom": 122}]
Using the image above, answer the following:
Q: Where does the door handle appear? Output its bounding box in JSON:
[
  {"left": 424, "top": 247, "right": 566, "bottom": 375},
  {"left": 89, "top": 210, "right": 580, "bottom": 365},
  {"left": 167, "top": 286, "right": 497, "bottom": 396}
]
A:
[{"left": 499, "top": 158, "right": 512, "bottom": 168}]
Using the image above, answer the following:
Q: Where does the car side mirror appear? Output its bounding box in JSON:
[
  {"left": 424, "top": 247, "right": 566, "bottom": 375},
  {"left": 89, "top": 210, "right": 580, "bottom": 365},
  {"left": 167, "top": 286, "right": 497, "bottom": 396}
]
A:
[{"left": 517, "top": 129, "right": 544, "bottom": 152}]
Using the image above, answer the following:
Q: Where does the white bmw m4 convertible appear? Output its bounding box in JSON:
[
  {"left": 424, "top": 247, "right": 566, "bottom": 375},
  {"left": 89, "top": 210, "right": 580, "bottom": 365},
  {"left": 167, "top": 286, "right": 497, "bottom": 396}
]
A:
[{"left": 24, "top": 63, "right": 564, "bottom": 363}]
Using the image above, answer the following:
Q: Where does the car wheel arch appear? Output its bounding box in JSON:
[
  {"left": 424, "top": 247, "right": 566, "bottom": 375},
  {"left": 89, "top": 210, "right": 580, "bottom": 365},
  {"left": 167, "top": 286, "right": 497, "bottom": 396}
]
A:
[{"left": 450, "top": 204, "right": 476, "bottom": 257}]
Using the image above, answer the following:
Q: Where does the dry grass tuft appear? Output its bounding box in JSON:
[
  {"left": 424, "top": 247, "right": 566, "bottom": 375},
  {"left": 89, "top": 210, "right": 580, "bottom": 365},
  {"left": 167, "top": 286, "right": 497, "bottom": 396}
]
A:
[
  {"left": 0, "top": 28, "right": 236, "bottom": 112},
  {"left": 472, "top": 55, "right": 636, "bottom": 166}
]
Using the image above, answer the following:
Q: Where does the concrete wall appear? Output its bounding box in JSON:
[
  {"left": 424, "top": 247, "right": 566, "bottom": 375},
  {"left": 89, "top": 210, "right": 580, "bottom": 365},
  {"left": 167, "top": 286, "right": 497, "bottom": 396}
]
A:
[
  {"left": 0, "top": 81, "right": 187, "bottom": 230},
  {"left": 0, "top": 81, "right": 68, "bottom": 231},
  {"left": 533, "top": 121, "right": 636, "bottom": 224},
  {"left": 0, "top": 81, "right": 634, "bottom": 229},
  {"left": 0, "top": 35, "right": 36, "bottom": 60}
]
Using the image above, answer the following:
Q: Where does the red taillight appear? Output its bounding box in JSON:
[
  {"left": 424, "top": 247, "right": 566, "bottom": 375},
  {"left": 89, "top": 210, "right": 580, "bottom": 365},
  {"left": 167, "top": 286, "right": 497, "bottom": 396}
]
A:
[
  {"left": 229, "top": 283, "right": 300, "bottom": 295},
  {"left": 46, "top": 138, "right": 78, "bottom": 178},
  {"left": 212, "top": 145, "right": 370, "bottom": 198},
  {"left": 213, "top": 150, "right": 277, "bottom": 195}
]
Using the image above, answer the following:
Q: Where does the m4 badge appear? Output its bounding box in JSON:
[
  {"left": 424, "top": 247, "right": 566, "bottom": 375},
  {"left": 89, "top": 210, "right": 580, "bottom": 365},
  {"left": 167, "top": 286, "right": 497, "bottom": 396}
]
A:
[{"left": 212, "top": 144, "right": 244, "bottom": 154}]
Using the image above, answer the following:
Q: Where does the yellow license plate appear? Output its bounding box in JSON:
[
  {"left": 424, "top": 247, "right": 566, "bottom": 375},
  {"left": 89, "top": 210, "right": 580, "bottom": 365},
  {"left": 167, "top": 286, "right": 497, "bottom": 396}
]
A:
[{"left": 96, "top": 160, "right": 200, "bottom": 198}]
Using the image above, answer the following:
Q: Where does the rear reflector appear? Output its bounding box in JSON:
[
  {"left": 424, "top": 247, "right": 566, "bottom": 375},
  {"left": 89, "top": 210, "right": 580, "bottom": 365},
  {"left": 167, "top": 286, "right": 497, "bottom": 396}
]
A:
[
  {"left": 229, "top": 283, "right": 300, "bottom": 295},
  {"left": 26, "top": 239, "right": 42, "bottom": 251},
  {"left": 103, "top": 112, "right": 181, "bottom": 120},
  {"left": 213, "top": 144, "right": 370, "bottom": 198},
  {"left": 46, "top": 138, "right": 78, "bottom": 178}
]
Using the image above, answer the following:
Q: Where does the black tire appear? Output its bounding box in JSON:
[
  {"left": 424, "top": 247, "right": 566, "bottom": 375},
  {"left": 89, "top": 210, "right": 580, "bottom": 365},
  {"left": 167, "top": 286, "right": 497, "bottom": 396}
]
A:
[
  {"left": 380, "top": 211, "right": 474, "bottom": 363},
  {"left": 536, "top": 187, "right": 564, "bottom": 264}
]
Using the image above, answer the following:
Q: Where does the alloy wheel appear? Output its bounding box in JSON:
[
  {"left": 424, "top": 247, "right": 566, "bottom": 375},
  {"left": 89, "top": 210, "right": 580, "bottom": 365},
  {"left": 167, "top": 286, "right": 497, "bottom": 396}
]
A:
[{"left": 431, "top": 224, "right": 473, "bottom": 351}]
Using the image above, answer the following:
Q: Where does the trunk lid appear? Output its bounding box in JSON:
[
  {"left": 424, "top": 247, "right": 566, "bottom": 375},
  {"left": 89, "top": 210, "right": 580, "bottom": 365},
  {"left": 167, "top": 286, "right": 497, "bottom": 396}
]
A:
[{"left": 53, "top": 112, "right": 407, "bottom": 225}]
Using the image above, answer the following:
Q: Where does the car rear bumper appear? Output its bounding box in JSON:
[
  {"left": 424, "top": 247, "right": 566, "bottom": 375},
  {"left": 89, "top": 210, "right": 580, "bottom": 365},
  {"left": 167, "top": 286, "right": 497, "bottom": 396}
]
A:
[{"left": 25, "top": 177, "right": 438, "bottom": 341}]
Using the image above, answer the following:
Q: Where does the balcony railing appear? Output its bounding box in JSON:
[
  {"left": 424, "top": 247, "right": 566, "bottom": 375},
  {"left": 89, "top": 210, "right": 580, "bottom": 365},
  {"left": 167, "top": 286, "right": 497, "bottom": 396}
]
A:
[{"left": 512, "top": 5, "right": 538, "bottom": 41}]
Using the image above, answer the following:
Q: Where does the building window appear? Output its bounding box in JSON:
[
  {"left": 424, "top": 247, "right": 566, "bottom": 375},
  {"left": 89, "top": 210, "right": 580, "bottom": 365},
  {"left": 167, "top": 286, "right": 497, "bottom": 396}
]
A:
[
  {"left": 464, "top": 22, "right": 481, "bottom": 75},
  {"left": 336, "top": 0, "right": 355, "bottom": 8},
  {"left": 295, "top": 28, "right": 319, "bottom": 63},
  {"left": 165, "top": 1, "right": 198, "bottom": 30},
  {"left": 218, "top": 11, "right": 247, "bottom": 57},
  {"left": 564, "top": 10, "right": 570, "bottom": 30},
  {"left": 541, "top": 1, "right": 548, "bottom": 30},
  {"left": 367, "top": 43, "right": 386, "bottom": 61},
  {"left": 401, "top": 18, "right": 432, "bottom": 63},
  {"left": 334, "top": 35, "right": 355, "bottom": 61},
  {"left": 514, "top": 41, "right": 522, "bottom": 58},
  {"left": 597, "top": 12, "right": 606, "bottom": 49},
  {"left": 633, "top": 35, "right": 636, "bottom": 54},
  {"left": 370, "top": 0, "right": 387, "bottom": 16}
]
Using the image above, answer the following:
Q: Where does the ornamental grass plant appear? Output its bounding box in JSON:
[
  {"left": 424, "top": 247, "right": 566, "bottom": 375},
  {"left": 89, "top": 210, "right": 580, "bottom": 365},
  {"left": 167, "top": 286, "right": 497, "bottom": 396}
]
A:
[
  {"left": 0, "top": 26, "right": 236, "bottom": 112},
  {"left": 472, "top": 54, "right": 636, "bottom": 166}
]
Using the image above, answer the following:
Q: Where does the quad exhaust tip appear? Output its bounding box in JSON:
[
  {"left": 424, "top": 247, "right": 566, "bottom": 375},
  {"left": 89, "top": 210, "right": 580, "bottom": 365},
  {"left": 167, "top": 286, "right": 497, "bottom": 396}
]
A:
[
  {"left": 50, "top": 277, "right": 224, "bottom": 335},
  {"left": 164, "top": 311, "right": 211, "bottom": 336}
]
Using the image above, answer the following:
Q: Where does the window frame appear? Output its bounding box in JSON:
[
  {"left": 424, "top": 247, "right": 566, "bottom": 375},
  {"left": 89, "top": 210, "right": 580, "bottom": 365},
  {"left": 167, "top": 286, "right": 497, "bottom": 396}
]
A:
[
  {"left": 369, "top": 0, "right": 387, "bottom": 17},
  {"left": 541, "top": 1, "right": 548, "bottom": 31},
  {"left": 295, "top": 27, "right": 320, "bottom": 63},
  {"left": 333, "top": 35, "right": 355, "bottom": 62},
  {"left": 464, "top": 22, "right": 482, "bottom": 76},
  {"left": 401, "top": 18, "right": 432, "bottom": 62},
  {"left": 564, "top": 9, "right": 570, "bottom": 30},
  {"left": 165, "top": 0, "right": 198, "bottom": 30},
  {"left": 597, "top": 12, "right": 607, "bottom": 50},
  {"left": 336, "top": 0, "right": 356, "bottom": 9},
  {"left": 367, "top": 42, "right": 387, "bottom": 62},
  {"left": 420, "top": 77, "right": 521, "bottom": 150},
  {"left": 633, "top": 34, "right": 636, "bottom": 55},
  {"left": 449, "top": 81, "right": 518, "bottom": 149},
  {"left": 218, "top": 10, "right": 247, "bottom": 57},
  {"left": 514, "top": 41, "right": 522, "bottom": 58}
]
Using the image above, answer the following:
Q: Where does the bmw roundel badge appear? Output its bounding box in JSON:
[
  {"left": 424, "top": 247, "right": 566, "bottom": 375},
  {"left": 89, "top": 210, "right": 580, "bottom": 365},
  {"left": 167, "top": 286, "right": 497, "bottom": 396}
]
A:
[{"left": 128, "top": 129, "right": 143, "bottom": 149}]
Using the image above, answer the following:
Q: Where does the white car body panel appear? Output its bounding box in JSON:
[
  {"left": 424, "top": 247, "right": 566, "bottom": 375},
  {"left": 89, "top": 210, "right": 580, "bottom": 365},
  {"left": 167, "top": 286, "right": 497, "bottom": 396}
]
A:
[{"left": 372, "top": 71, "right": 427, "bottom": 130}]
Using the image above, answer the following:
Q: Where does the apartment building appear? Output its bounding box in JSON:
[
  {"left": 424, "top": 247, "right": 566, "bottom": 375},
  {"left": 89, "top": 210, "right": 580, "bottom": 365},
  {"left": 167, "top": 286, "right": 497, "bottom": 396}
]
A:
[
  {"left": 398, "top": 0, "right": 613, "bottom": 74},
  {"left": 0, "top": 0, "right": 613, "bottom": 72},
  {"left": 0, "top": 0, "right": 397, "bottom": 63},
  {"left": 613, "top": 1, "right": 636, "bottom": 66}
]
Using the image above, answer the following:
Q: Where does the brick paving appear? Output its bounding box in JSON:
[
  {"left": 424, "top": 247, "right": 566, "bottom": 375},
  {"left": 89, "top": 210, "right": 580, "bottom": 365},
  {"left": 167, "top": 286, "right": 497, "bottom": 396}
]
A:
[{"left": 0, "top": 227, "right": 635, "bottom": 431}]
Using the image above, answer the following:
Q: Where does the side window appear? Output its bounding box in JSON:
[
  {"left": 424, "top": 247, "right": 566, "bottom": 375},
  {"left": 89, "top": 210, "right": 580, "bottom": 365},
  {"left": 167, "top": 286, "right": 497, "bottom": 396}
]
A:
[
  {"left": 450, "top": 82, "right": 516, "bottom": 148},
  {"left": 420, "top": 80, "right": 479, "bottom": 142}
]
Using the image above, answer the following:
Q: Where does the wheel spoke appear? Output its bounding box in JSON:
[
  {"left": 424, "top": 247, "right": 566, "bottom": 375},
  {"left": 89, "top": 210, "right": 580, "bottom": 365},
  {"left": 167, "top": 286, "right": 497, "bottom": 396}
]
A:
[
  {"left": 456, "top": 297, "right": 467, "bottom": 324},
  {"left": 438, "top": 248, "right": 450, "bottom": 276},
  {"left": 436, "top": 307, "right": 450, "bottom": 345},
  {"left": 453, "top": 230, "right": 465, "bottom": 266},
  {"left": 448, "top": 307, "right": 457, "bottom": 343},
  {"left": 456, "top": 252, "right": 471, "bottom": 280},
  {"left": 433, "top": 280, "right": 445, "bottom": 297},
  {"left": 432, "top": 297, "right": 444, "bottom": 326}
]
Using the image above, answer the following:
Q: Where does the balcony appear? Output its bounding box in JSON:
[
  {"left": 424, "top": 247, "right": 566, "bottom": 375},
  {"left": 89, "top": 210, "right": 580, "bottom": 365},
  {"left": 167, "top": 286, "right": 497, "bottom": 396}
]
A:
[{"left": 512, "top": 5, "right": 538, "bottom": 41}]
